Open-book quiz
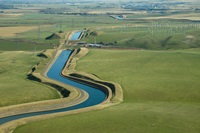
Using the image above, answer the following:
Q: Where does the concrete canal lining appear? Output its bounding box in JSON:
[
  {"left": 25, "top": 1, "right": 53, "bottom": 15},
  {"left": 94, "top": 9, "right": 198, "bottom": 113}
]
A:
[{"left": 0, "top": 50, "right": 107, "bottom": 125}]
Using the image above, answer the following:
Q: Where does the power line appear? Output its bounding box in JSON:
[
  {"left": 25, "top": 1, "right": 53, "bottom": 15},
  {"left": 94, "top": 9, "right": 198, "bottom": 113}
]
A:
[
  {"left": 38, "top": 24, "right": 41, "bottom": 40},
  {"left": 59, "top": 18, "right": 62, "bottom": 32}
]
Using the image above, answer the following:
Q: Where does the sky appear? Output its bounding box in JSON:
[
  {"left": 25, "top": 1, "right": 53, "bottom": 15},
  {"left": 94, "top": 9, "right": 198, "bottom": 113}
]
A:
[{"left": 0, "top": 0, "right": 199, "bottom": 3}]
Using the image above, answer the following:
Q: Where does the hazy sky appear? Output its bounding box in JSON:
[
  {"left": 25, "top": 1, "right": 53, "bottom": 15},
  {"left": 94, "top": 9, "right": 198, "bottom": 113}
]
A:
[{"left": 0, "top": 0, "right": 199, "bottom": 3}]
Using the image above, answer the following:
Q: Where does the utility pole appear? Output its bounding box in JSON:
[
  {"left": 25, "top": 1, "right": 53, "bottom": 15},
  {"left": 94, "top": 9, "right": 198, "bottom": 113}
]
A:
[
  {"left": 59, "top": 18, "right": 62, "bottom": 32},
  {"left": 34, "top": 44, "right": 37, "bottom": 53},
  {"left": 15, "top": 33, "right": 21, "bottom": 51},
  {"left": 38, "top": 24, "right": 41, "bottom": 40},
  {"left": 93, "top": 16, "right": 96, "bottom": 23},
  {"left": 95, "top": 36, "right": 96, "bottom": 44},
  {"left": 84, "top": 16, "right": 86, "bottom": 26},
  {"left": 72, "top": 18, "right": 74, "bottom": 29}
]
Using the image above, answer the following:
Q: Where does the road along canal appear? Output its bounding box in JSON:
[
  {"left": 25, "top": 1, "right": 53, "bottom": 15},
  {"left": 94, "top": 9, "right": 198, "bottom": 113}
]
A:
[{"left": 0, "top": 49, "right": 107, "bottom": 125}]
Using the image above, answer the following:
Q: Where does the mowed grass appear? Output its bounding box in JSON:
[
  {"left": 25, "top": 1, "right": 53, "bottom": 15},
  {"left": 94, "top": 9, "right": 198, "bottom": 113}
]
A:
[
  {"left": 0, "top": 51, "right": 60, "bottom": 107},
  {"left": 14, "top": 49, "right": 200, "bottom": 133}
]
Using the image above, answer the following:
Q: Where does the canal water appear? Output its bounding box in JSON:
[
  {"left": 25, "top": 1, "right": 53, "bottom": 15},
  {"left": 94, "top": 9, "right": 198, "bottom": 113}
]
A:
[
  {"left": 70, "top": 31, "right": 82, "bottom": 41},
  {"left": 0, "top": 50, "right": 107, "bottom": 125}
]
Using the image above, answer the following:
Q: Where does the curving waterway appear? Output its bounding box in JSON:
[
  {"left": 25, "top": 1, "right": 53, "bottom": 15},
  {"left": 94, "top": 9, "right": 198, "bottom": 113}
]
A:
[{"left": 0, "top": 50, "right": 107, "bottom": 125}]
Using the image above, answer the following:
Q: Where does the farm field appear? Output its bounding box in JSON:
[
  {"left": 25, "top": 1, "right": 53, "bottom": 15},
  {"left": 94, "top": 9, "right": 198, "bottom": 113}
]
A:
[
  {"left": 126, "top": 12, "right": 200, "bottom": 21},
  {"left": 1, "top": 1, "right": 200, "bottom": 132},
  {"left": 14, "top": 48, "right": 200, "bottom": 133},
  {"left": 1, "top": 4, "right": 200, "bottom": 51},
  {"left": 0, "top": 26, "right": 38, "bottom": 37},
  {"left": 0, "top": 39, "right": 54, "bottom": 51},
  {"left": 0, "top": 12, "right": 125, "bottom": 50},
  {"left": 82, "top": 21, "right": 200, "bottom": 50},
  {"left": 0, "top": 51, "right": 60, "bottom": 107}
]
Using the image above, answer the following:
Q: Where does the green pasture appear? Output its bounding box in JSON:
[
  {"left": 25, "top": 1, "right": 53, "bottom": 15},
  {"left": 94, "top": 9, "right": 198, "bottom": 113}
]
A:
[
  {"left": 4, "top": 7, "right": 200, "bottom": 51},
  {"left": 82, "top": 21, "right": 200, "bottom": 50},
  {"left": 0, "top": 12, "right": 126, "bottom": 47},
  {"left": 1, "top": 3, "right": 200, "bottom": 132},
  {"left": 0, "top": 12, "right": 124, "bottom": 29},
  {"left": 0, "top": 39, "right": 54, "bottom": 51},
  {"left": 18, "top": 26, "right": 61, "bottom": 45},
  {"left": 0, "top": 51, "right": 60, "bottom": 107},
  {"left": 14, "top": 48, "right": 200, "bottom": 133},
  {"left": 126, "top": 13, "right": 164, "bottom": 19}
]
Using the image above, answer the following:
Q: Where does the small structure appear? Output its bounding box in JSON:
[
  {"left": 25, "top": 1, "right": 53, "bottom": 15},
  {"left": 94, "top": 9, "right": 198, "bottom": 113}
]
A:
[
  {"left": 110, "top": 15, "right": 125, "bottom": 20},
  {"left": 116, "top": 15, "right": 124, "bottom": 20},
  {"left": 89, "top": 43, "right": 102, "bottom": 48}
]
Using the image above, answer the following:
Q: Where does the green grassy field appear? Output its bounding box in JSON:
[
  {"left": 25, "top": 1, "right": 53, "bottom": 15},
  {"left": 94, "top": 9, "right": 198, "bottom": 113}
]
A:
[
  {"left": 0, "top": 51, "right": 60, "bottom": 107},
  {"left": 0, "top": 4, "right": 129, "bottom": 107},
  {"left": 82, "top": 22, "right": 200, "bottom": 50},
  {"left": 14, "top": 48, "right": 200, "bottom": 133},
  {"left": 1, "top": 2, "right": 200, "bottom": 133},
  {"left": 0, "top": 11, "right": 126, "bottom": 50},
  {"left": 3, "top": 5, "right": 200, "bottom": 51},
  {"left": 0, "top": 39, "right": 54, "bottom": 51}
]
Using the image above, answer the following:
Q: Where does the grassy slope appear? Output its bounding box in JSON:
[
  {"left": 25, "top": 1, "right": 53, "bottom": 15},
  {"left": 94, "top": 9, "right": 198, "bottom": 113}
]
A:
[
  {"left": 82, "top": 28, "right": 200, "bottom": 50},
  {"left": 0, "top": 39, "right": 54, "bottom": 51},
  {"left": 0, "top": 51, "right": 60, "bottom": 107},
  {"left": 14, "top": 49, "right": 200, "bottom": 133}
]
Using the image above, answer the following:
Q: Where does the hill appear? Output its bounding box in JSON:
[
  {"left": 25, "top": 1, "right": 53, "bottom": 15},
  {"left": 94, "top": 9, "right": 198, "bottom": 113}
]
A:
[{"left": 45, "top": 33, "right": 61, "bottom": 40}]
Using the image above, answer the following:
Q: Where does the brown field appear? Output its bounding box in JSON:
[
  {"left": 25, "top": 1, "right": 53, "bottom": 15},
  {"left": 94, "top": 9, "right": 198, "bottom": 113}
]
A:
[
  {"left": 0, "top": 26, "right": 37, "bottom": 37},
  {"left": 0, "top": 14, "right": 23, "bottom": 17},
  {"left": 143, "top": 13, "right": 200, "bottom": 20}
]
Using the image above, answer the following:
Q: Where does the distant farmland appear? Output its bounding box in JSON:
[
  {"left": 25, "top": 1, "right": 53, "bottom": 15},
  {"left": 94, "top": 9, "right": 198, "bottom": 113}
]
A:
[{"left": 0, "top": 26, "right": 37, "bottom": 37}]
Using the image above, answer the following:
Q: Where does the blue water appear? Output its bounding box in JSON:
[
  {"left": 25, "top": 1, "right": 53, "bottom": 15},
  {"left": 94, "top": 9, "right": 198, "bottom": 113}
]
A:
[
  {"left": 70, "top": 31, "right": 82, "bottom": 41},
  {"left": 0, "top": 50, "right": 107, "bottom": 125},
  {"left": 116, "top": 16, "right": 124, "bottom": 20}
]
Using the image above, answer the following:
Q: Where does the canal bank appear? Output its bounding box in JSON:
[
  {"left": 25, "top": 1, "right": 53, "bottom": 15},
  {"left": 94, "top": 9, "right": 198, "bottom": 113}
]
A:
[
  {"left": 0, "top": 48, "right": 123, "bottom": 133},
  {"left": 0, "top": 49, "right": 108, "bottom": 133}
]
